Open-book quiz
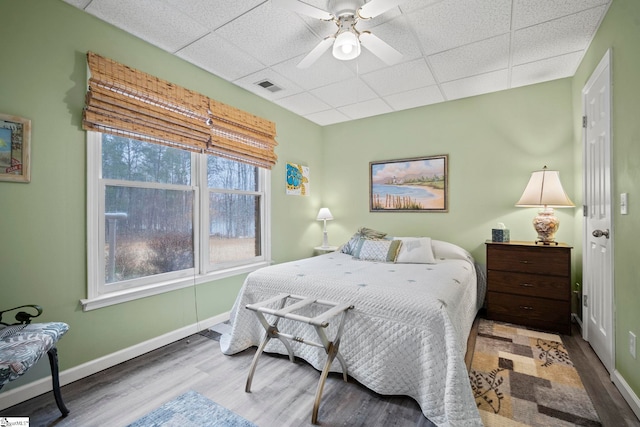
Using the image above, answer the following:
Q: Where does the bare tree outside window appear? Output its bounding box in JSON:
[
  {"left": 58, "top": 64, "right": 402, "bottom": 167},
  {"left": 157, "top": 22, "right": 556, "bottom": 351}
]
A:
[
  {"left": 87, "top": 131, "right": 269, "bottom": 307},
  {"left": 207, "top": 157, "right": 261, "bottom": 264},
  {"left": 102, "top": 135, "right": 193, "bottom": 284}
]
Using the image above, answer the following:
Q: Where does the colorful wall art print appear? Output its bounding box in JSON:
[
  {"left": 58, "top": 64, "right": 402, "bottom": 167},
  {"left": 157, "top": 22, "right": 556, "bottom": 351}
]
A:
[
  {"left": 286, "top": 162, "right": 309, "bottom": 196},
  {"left": 0, "top": 113, "right": 31, "bottom": 183},
  {"left": 370, "top": 155, "right": 448, "bottom": 212}
]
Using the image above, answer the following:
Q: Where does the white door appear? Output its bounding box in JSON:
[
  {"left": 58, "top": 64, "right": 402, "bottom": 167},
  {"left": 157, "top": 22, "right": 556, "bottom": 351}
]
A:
[{"left": 582, "top": 49, "right": 614, "bottom": 373}]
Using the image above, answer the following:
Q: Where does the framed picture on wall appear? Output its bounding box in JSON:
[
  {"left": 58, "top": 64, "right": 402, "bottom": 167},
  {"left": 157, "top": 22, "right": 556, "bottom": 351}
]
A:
[
  {"left": 370, "top": 155, "right": 448, "bottom": 212},
  {"left": 0, "top": 113, "right": 31, "bottom": 183},
  {"left": 286, "top": 162, "right": 310, "bottom": 196}
]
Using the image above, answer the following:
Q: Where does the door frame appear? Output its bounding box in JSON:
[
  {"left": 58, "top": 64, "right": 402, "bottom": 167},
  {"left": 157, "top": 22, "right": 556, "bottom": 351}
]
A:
[{"left": 581, "top": 48, "right": 615, "bottom": 372}]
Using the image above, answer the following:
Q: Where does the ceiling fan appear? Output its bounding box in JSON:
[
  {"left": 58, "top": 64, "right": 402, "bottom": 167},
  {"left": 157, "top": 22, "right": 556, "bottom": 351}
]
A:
[{"left": 274, "top": 0, "right": 408, "bottom": 68}]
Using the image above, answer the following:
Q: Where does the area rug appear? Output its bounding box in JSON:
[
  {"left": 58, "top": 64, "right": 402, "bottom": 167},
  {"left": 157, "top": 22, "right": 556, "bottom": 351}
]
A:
[
  {"left": 127, "top": 390, "right": 256, "bottom": 427},
  {"left": 469, "top": 319, "right": 601, "bottom": 426}
]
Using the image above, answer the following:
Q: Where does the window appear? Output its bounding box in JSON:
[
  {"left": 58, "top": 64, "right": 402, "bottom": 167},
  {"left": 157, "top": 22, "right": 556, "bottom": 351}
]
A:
[
  {"left": 206, "top": 156, "right": 263, "bottom": 268},
  {"left": 83, "top": 132, "right": 271, "bottom": 310}
]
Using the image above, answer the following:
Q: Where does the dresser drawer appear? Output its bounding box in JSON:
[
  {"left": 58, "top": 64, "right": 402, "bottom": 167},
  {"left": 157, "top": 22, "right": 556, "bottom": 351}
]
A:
[
  {"left": 487, "top": 270, "right": 570, "bottom": 301},
  {"left": 487, "top": 292, "right": 570, "bottom": 326},
  {"left": 487, "top": 244, "right": 570, "bottom": 276}
]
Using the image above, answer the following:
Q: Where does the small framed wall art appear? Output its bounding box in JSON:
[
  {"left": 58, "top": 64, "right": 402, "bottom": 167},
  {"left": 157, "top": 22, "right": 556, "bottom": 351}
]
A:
[
  {"left": 286, "top": 162, "right": 309, "bottom": 196},
  {"left": 370, "top": 154, "right": 448, "bottom": 212},
  {"left": 0, "top": 113, "right": 31, "bottom": 183}
]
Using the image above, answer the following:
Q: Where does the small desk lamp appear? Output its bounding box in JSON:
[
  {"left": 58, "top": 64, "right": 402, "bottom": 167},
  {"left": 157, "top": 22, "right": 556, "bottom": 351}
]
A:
[
  {"left": 516, "top": 166, "right": 574, "bottom": 245},
  {"left": 316, "top": 208, "right": 334, "bottom": 248}
]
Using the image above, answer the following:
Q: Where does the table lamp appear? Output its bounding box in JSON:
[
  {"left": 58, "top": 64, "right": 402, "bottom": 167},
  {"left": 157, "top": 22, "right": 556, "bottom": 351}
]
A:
[
  {"left": 515, "top": 166, "right": 574, "bottom": 245},
  {"left": 316, "top": 208, "right": 334, "bottom": 248}
]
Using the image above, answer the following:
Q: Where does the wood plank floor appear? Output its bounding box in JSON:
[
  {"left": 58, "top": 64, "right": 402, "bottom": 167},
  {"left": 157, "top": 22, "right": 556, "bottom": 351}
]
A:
[{"left": 1, "top": 318, "right": 638, "bottom": 427}]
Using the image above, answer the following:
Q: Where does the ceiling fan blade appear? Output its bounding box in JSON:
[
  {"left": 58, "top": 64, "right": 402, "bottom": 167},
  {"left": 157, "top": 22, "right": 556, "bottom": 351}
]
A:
[
  {"left": 272, "top": 0, "right": 334, "bottom": 21},
  {"left": 358, "top": 0, "right": 408, "bottom": 19},
  {"left": 297, "top": 36, "right": 335, "bottom": 68},
  {"left": 359, "top": 31, "right": 403, "bottom": 65}
]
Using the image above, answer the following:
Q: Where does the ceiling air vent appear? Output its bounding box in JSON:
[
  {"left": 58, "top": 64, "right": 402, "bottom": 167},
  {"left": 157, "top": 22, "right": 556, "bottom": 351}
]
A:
[{"left": 256, "top": 79, "right": 283, "bottom": 93}]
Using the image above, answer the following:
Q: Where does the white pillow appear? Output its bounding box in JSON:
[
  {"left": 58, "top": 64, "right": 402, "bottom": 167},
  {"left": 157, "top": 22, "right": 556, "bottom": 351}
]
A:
[
  {"left": 431, "top": 239, "right": 473, "bottom": 261},
  {"left": 394, "top": 237, "right": 436, "bottom": 264}
]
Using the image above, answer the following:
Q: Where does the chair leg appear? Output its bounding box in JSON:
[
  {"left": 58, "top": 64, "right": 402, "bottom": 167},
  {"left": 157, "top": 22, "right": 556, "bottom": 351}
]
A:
[{"left": 46, "top": 347, "right": 69, "bottom": 417}]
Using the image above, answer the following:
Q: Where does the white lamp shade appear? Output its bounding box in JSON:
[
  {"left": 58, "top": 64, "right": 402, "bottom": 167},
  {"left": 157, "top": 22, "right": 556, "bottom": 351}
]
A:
[
  {"left": 515, "top": 168, "right": 575, "bottom": 208},
  {"left": 333, "top": 31, "right": 361, "bottom": 61},
  {"left": 316, "top": 207, "right": 334, "bottom": 221}
]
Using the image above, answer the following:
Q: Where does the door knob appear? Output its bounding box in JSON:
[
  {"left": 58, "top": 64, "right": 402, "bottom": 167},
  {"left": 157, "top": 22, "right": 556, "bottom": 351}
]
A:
[{"left": 592, "top": 229, "right": 610, "bottom": 238}]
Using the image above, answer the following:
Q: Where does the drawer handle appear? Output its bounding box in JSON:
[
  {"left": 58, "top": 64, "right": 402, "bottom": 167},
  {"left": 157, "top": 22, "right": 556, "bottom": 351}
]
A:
[
  {"left": 520, "top": 283, "right": 534, "bottom": 287},
  {"left": 519, "top": 305, "right": 534, "bottom": 311},
  {"left": 519, "top": 260, "right": 532, "bottom": 264}
]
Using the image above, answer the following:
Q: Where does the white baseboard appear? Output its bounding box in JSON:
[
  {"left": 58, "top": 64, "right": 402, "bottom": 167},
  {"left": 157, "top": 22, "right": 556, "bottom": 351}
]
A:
[
  {"left": 0, "top": 312, "right": 230, "bottom": 411},
  {"left": 612, "top": 370, "right": 640, "bottom": 421}
]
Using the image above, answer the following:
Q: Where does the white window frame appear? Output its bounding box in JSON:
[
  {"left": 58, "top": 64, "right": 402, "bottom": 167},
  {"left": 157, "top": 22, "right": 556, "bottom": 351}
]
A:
[{"left": 82, "top": 132, "right": 271, "bottom": 311}]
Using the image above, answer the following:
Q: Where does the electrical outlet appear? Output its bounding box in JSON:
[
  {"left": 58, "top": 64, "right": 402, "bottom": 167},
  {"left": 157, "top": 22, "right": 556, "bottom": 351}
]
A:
[{"left": 630, "top": 331, "right": 637, "bottom": 359}]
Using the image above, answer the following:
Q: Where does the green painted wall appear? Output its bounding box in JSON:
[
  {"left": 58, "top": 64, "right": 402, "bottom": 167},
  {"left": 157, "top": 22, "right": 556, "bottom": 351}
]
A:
[
  {"left": 321, "top": 80, "right": 576, "bottom": 264},
  {"left": 2, "top": 0, "right": 638, "bottom": 409},
  {"left": 572, "top": 0, "right": 640, "bottom": 397},
  {"left": 0, "top": 0, "right": 323, "bottom": 376}
]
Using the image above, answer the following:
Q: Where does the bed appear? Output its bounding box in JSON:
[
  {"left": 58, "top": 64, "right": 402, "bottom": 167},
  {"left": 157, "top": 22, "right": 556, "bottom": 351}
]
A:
[{"left": 220, "top": 235, "right": 485, "bottom": 426}]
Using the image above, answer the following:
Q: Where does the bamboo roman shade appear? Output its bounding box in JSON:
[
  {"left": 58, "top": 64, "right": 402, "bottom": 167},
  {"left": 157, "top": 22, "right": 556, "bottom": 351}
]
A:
[{"left": 83, "top": 52, "right": 278, "bottom": 169}]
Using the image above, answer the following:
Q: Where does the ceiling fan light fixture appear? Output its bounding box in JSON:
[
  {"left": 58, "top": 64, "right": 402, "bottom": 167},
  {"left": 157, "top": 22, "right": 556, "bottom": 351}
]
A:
[{"left": 333, "top": 30, "right": 361, "bottom": 60}]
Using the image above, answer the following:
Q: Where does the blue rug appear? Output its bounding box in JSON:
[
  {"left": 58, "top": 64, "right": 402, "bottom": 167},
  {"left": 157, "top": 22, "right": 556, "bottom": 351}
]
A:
[{"left": 128, "top": 390, "right": 257, "bottom": 427}]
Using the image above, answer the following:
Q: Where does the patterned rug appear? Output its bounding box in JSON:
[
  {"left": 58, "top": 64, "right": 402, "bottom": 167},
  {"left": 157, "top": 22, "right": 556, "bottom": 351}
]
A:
[
  {"left": 469, "top": 319, "right": 602, "bottom": 426},
  {"left": 128, "top": 390, "right": 256, "bottom": 427}
]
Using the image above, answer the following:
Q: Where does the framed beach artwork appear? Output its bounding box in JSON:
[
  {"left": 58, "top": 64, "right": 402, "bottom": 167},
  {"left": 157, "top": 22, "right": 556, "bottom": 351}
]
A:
[
  {"left": 370, "top": 155, "right": 448, "bottom": 212},
  {"left": 0, "top": 113, "right": 31, "bottom": 183}
]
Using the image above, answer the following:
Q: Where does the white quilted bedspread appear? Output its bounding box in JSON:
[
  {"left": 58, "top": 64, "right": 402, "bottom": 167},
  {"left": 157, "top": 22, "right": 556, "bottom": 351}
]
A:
[{"left": 221, "top": 252, "right": 482, "bottom": 426}]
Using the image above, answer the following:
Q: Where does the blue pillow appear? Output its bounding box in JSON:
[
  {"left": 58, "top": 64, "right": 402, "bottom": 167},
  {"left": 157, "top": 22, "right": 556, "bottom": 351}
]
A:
[{"left": 352, "top": 239, "right": 401, "bottom": 262}]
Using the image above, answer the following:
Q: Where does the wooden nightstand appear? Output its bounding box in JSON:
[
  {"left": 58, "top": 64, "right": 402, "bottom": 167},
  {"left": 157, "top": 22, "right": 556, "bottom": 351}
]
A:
[{"left": 485, "top": 241, "right": 572, "bottom": 335}]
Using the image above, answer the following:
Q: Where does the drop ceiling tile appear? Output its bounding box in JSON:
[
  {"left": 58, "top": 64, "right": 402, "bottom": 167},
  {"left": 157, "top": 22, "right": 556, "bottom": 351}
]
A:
[
  {"left": 399, "top": 0, "right": 449, "bottom": 14},
  {"left": 384, "top": 86, "right": 445, "bottom": 111},
  {"left": 513, "top": 0, "right": 610, "bottom": 30},
  {"left": 302, "top": 18, "right": 339, "bottom": 39},
  {"left": 343, "top": 52, "right": 390, "bottom": 75},
  {"left": 214, "top": 2, "right": 321, "bottom": 66},
  {"left": 272, "top": 53, "right": 355, "bottom": 91},
  {"left": 338, "top": 98, "right": 393, "bottom": 120},
  {"left": 359, "top": 16, "right": 423, "bottom": 63},
  {"left": 311, "top": 78, "right": 378, "bottom": 108},
  {"left": 84, "top": 0, "right": 209, "bottom": 53},
  {"left": 279, "top": 0, "right": 338, "bottom": 37},
  {"left": 233, "top": 69, "right": 304, "bottom": 101},
  {"left": 304, "top": 109, "right": 351, "bottom": 126},
  {"left": 275, "top": 92, "right": 331, "bottom": 116},
  {"left": 407, "top": 0, "right": 512, "bottom": 55},
  {"left": 361, "top": 59, "right": 436, "bottom": 97},
  {"left": 512, "top": 5, "right": 608, "bottom": 65},
  {"left": 357, "top": 7, "right": 403, "bottom": 30},
  {"left": 164, "top": 0, "right": 264, "bottom": 30},
  {"left": 441, "top": 69, "right": 509, "bottom": 101},
  {"left": 429, "top": 34, "right": 510, "bottom": 83},
  {"left": 176, "top": 33, "right": 265, "bottom": 81},
  {"left": 511, "top": 51, "right": 584, "bottom": 88},
  {"left": 344, "top": 18, "right": 424, "bottom": 75},
  {"left": 64, "top": 0, "right": 612, "bottom": 125}
]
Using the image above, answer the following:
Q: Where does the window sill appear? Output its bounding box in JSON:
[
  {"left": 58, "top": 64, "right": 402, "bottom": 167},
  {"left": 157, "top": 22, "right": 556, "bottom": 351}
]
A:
[
  {"left": 194, "top": 260, "right": 271, "bottom": 285},
  {"left": 81, "top": 260, "right": 271, "bottom": 311}
]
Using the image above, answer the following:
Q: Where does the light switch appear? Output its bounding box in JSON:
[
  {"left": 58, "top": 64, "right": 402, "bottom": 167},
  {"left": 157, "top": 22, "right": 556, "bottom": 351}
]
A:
[{"left": 621, "top": 193, "right": 628, "bottom": 215}]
